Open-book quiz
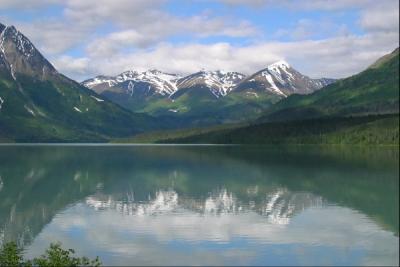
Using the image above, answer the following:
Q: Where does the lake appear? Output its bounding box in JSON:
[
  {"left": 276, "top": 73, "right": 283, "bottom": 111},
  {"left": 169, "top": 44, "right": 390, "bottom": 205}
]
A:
[{"left": 0, "top": 145, "right": 398, "bottom": 266}]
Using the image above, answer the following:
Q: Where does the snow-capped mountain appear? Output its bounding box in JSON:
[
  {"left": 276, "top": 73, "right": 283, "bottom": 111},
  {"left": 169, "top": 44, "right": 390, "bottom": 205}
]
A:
[
  {"left": 83, "top": 61, "right": 334, "bottom": 102},
  {"left": 235, "top": 60, "right": 335, "bottom": 97},
  {"left": 83, "top": 69, "right": 181, "bottom": 97},
  {"left": 175, "top": 70, "right": 246, "bottom": 98},
  {"left": 83, "top": 70, "right": 245, "bottom": 99},
  {"left": 81, "top": 62, "right": 335, "bottom": 120}
]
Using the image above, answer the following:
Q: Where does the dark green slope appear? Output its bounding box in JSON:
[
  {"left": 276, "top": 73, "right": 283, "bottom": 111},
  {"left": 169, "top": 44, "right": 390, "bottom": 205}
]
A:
[
  {"left": 0, "top": 23, "right": 157, "bottom": 142},
  {"left": 262, "top": 48, "right": 399, "bottom": 122},
  {"left": 136, "top": 85, "right": 280, "bottom": 128},
  {"left": 0, "top": 74, "right": 155, "bottom": 142},
  {"left": 159, "top": 114, "right": 398, "bottom": 145}
]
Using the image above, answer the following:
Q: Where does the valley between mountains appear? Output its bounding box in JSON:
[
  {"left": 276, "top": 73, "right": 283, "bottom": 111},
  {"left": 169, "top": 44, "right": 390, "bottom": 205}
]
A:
[{"left": 0, "top": 22, "right": 398, "bottom": 144}]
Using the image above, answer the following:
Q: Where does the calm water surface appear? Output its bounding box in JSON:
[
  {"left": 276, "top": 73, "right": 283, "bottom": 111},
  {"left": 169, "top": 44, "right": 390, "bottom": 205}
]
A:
[{"left": 0, "top": 145, "right": 398, "bottom": 266}]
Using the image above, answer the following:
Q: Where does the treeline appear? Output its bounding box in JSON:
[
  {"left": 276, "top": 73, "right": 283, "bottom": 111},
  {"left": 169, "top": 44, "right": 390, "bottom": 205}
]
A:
[{"left": 157, "top": 114, "right": 399, "bottom": 145}]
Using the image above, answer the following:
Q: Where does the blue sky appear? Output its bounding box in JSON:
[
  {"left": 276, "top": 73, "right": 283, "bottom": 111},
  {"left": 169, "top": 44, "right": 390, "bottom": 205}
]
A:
[{"left": 0, "top": 0, "right": 398, "bottom": 80}]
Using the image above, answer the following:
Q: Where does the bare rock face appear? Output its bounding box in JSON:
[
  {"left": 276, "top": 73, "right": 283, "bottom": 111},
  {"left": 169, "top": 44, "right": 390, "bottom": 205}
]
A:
[{"left": 0, "top": 23, "right": 57, "bottom": 81}]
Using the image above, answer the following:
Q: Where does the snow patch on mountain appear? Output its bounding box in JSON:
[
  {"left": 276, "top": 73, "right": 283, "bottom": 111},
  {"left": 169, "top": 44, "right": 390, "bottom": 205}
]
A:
[
  {"left": 24, "top": 105, "right": 36, "bottom": 116},
  {"left": 262, "top": 72, "right": 287, "bottom": 97},
  {"left": 176, "top": 70, "right": 246, "bottom": 98},
  {"left": 268, "top": 60, "right": 290, "bottom": 70},
  {"left": 83, "top": 69, "right": 182, "bottom": 96},
  {"left": 267, "top": 60, "right": 294, "bottom": 83},
  {"left": 84, "top": 76, "right": 117, "bottom": 88},
  {"left": 91, "top": 95, "right": 104, "bottom": 102},
  {"left": 9, "top": 64, "right": 16, "bottom": 80},
  {"left": 0, "top": 26, "right": 9, "bottom": 55}
]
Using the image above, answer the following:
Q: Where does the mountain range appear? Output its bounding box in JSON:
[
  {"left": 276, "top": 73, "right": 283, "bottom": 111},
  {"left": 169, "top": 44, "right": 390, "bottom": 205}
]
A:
[
  {"left": 148, "top": 48, "right": 399, "bottom": 144},
  {"left": 82, "top": 60, "right": 335, "bottom": 124},
  {"left": 83, "top": 61, "right": 334, "bottom": 100},
  {"left": 0, "top": 22, "right": 398, "bottom": 143}
]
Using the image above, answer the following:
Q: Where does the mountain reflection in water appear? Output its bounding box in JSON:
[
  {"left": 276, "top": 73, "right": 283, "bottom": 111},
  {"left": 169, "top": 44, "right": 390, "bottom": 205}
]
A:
[
  {"left": 0, "top": 145, "right": 398, "bottom": 266},
  {"left": 85, "top": 188, "right": 324, "bottom": 226}
]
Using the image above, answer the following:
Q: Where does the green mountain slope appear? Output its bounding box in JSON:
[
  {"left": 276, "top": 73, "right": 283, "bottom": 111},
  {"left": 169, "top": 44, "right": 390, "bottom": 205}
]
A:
[
  {"left": 138, "top": 85, "right": 281, "bottom": 127},
  {"left": 0, "top": 23, "right": 157, "bottom": 142},
  {"left": 157, "top": 115, "right": 398, "bottom": 145},
  {"left": 0, "top": 74, "right": 155, "bottom": 142},
  {"left": 261, "top": 48, "right": 399, "bottom": 122}
]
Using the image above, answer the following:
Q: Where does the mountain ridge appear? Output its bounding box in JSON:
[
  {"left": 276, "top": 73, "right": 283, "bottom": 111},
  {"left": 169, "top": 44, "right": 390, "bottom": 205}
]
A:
[
  {"left": 83, "top": 61, "right": 334, "bottom": 100},
  {"left": 0, "top": 22, "right": 161, "bottom": 142},
  {"left": 82, "top": 60, "right": 336, "bottom": 125}
]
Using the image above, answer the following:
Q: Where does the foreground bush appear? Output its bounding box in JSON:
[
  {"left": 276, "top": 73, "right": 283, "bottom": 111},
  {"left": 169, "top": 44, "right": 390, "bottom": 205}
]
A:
[{"left": 0, "top": 242, "right": 101, "bottom": 267}]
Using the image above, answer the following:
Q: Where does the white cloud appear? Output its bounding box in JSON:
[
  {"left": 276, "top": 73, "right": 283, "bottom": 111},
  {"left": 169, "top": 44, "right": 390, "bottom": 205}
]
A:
[
  {"left": 0, "top": 0, "right": 60, "bottom": 9},
  {"left": 274, "top": 19, "right": 350, "bottom": 41},
  {"left": 1, "top": 0, "right": 399, "bottom": 81},
  {"left": 63, "top": 0, "right": 166, "bottom": 28},
  {"left": 84, "top": 14, "right": 257, "bottom": 58},
  {"left": 217, "top": 0, "right": 389, "bottom": 11},
  {"left": 54, "top": 30, "right": 398, "bottom": 81},
  {"left": 3, "top": 0, "right": 257, "bottom": 58},
  {"left": 359, "top": 3, "right": 399, "bottom": 33},
  {"left": 86, "top": 30, "right": 158, "bottom": 57},
  {"left": 52, "top": 56, "right": 90, "bottom": 77},
  {"left": 272, "top": 0, "right": 399, "bottom": 41},
  {"left": 14, "top": 20, "right": 93, "bottom": 55},
  {"left": 62, "top": 0, "right": 257, "bottom": 41}
]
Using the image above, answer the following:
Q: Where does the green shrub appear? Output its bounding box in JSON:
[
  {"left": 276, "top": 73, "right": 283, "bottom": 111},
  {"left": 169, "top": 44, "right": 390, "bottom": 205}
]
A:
[
  {"left": 0, "top": 242, "right": 24, "bottom": 266},
  {"left": 0, "top": 242, "right": 101, "bottom": 267}
]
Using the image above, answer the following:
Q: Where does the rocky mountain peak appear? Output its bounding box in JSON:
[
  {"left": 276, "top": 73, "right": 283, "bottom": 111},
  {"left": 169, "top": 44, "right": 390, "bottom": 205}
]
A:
[
  {"left": 0, "top": 23, "right": 6, "bottom": 33},
  {"left": 0, "top": 23, "right": 57, "bottom": 80},
  {"left": 234, "top": 61, "right": 336, "bottom": 97}
]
